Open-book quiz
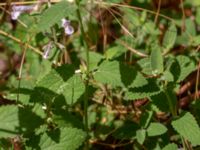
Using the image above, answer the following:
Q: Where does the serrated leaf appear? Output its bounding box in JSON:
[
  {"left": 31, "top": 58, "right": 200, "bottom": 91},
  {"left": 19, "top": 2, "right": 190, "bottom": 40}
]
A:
[
  {"left": 150, "top": 47, "right": 163, "bottom": 74},
  {"left": 38, "top": 127, "right": 86, "bottom": 150},
  {"left": 94, "top": 60, "right": 147, "bottom": 88},
  {"left": 0, "top": 105, "right": 43, "bottom": 138},
  {"left": 162, "top": 143, "right": 178, "bottom": 150},
  {"left": 125, "top": 79, "right": 161, "bottom": 100},
  {"left": 140, "top": 111, "right": 153, "bottom": 128},
  {"left": 120, "top": 64, "right": 148, "bottom": 88},
  {"left": 105, "top": 45, "right": 126, "bottom": 60},
  {"left": 59, "top": 74, "right": 85, "bottom": 105},
  {"left": 136, "top": 129, "right": 146, "bottom": 144},
  {"left": 163, "top": 23, "right": 177, "bottom": 53},
  {"left": 171, "top": 112, "right": 200, "bottom": 146},
  {"left": 37, "top": 1, "right": 76, "bottom": 32},
  {"left": 34, "top": 65, "right": 85, "bottom": 105},
  {"left": 137, "top": 57, "right": 152, "bottom": 75},
  {"left": 143, "top": 21, "right": 160, "bottom": 35},
  {"left": 147, "top": 123, "right": 167, "bottom": 137},
  {"left": 80, "top": 51, "right": 103, "bottom": 71},
  {"left": 176, "top": 56, "right": 196, "bottom": 82},
  {"left": 52, "top": 109, "right": 84, "bottom": 128},
  {"left": 113, "top": 122, "right": 139, "bottom": 139},
  {"left": 170, "top": 55, "right": 196, "bottom": 82},
  {"left": 94, "top": 61, "right": 120, "bottom": 86}
]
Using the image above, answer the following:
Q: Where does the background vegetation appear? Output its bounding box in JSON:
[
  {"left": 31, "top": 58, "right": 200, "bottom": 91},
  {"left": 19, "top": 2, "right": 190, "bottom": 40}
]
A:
[{"left": 0, "top": 0, "right": 200, "bottom": 149}]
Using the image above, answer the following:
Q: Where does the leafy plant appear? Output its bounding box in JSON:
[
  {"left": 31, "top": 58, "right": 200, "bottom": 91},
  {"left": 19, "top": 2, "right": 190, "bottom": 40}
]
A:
[{"left": 0, "top": 0, "right": 200, "bottom": 149}]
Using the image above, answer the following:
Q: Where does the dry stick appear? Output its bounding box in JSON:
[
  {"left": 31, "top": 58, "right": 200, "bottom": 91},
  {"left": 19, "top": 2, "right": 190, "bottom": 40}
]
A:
[
  {"left": 0, "top": 0, "right": 10, "bottom": 24},
  {"left": 177, "top": 77, "right": 196, "bottom": 96},
  {"left": 154, "top": 0, "right": 161, "bottom": 24},
  {"left": 0, "top": 0, "right": 60, "bottom": 6},
  {"left": 103, "top": 5, "right": 134, "bottom": 38},
  {"left": 89, "top": 140, "right": 134, "bottom": 149},
  {"left": 117, "top": 39, "right": 148, "bottom": 57},
  {"left": 101, "top": 6, "right": 148, "bottom": 57},
  {"left": 195, "top": 61, "right": 200, "bottom": 99},
  {"left": 180, "top": 0, "right": 186, "bottom": 32},
  {"left": 17, "top": 45, "right": 27, "bottom": 102},
  {"left": 96, "top": 1, "right": 179, "bottom": 26},
  {"left": 0, "top": 30, "right": 42, "bottom": 55}
]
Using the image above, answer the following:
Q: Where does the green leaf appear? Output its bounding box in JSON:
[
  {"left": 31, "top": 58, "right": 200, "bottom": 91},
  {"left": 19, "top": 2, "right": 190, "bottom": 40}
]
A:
[
  {"left": 162, "top": 143, "right": 178, "bottom": 150},
  {"left": 121, "top": 8, "right": 141, "bottom": 28},
  {"left": 80, "top": 51, "right": 103, "bottom": 71},
  {"left": 137, "top": 57, "right": 152, "bottom": 75},
  {"left": 143, "top": 21, "right": 160, "bottom": 35},
  {"left": 140, "top": 111, "right": 153, "bottom": 128},
  {"left": 136, "top": 129, "right": 146, "bottom": 144},
  {"left": 113, "top": 122, "right": 139, "bottom": 139},
  {"left": 37, "top": 1, "right": 76, "bottom": 32},
  {"left": 171, "top": 112, "right": 200, "bottom": 146},
  {"left": 125, "top": 79, "right": 161, "bottom": 100},
  {"left": 105, "top": 45, "right": 126, "bottom": 60},
  {"left": 0, "top": 105, "right": 20, "bottom": 138},
  {"left": 120, "top": 64, "right": 148, "bottom": 88},
  {"left": 35, "top": 65, "right": 85, "bottom": 105},
  {"left": 38, "top": 127, "right": 86, "bottom": 150},
  {"left": 147, "top": 123, "right": 167, "bottom": 137},
  {"left": 163, "top": 23, "right": 177, "bottom": 53},
  {"left": 94, "top": 61, "right": 121, "bottom": 86},
  {"left": 150, "top": 47, "right": 164, "bottom": 74},
  {"left": 94, "top": 60, "right": 147, "bottom": 88},
  {"left": 0, "top": 105, "right": 43, "bottom": 138},
  {"left": 170, "top": 55, "right": 196, "bottom": 82}
]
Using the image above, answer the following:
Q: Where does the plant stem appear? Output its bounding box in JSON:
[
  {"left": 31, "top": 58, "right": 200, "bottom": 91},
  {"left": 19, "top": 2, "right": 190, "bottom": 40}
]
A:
[
  {"left": 163, "top": 84, "right": 177, "bottom": 117},
  {"left": 76, "top": 1, "right": 90, "bottom": 72},
  {"left": 76, "top": 0, "right": 90, "bottom": 149}
]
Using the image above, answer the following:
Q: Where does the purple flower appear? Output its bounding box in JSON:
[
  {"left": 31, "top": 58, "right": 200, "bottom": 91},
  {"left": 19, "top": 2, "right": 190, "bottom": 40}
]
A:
[
  {"left": 11, "top": 5, "right": 36, "bottom": 20},
  {"left": 11, "top": 11, "right": 21, "bottom": 20},
  {"left": 61, "top": 19, "right": 74, "bottom": 35}
]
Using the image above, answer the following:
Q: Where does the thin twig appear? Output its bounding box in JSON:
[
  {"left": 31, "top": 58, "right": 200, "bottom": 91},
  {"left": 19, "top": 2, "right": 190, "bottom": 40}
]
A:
[
  {"left": 0, "top": 30, "right": 42, "bottom": 55},
  {"left": 154, "top": 0, "right": 161, "bottom": 24},
  {"left": 195, "top": 61, "right": 200, "bottom": 99},
  {"left": 117, "top": 39, "right": 148, "bottom": 57},
  {"left": 90, "top": 139, "right": 134, "bottom": 149},
  {"left": 180, "top": 0, "right": 186, "bottom": 32},
  {"left": 95, "top": 1, "right": 179, "bottom": 27},
  {"left": 0, "top": 0, "right": 60, "bottom": 6}
]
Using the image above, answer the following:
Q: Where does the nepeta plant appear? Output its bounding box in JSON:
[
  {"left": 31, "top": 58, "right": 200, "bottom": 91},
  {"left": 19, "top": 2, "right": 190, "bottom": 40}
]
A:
[{"left": 0, "top": 0, "right": 200, "bottom": 150}]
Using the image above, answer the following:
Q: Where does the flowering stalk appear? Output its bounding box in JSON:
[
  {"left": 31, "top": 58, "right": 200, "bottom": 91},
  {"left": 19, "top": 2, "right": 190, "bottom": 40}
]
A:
[
  {"left": 75, "top": 1, "right": 91, "bottom": 150},
  {"left": 75, "top": 0, "right": 90, "bottom": 149}
]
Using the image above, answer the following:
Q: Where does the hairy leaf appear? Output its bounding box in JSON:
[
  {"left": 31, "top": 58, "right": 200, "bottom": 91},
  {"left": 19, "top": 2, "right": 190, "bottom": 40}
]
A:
[
  {"left": 150, "top": 47, "right": 163, "bottom": 74},
  {"left": 170, "top": 55, "right": 196, "bottom": 82},
  {"left": 37, "top": 1, "right": 76, "bottom": 32},
  {"left": 94, "top": 60, "right": 147, "bottom": 88},
  {"left": 125, "top": 79, "right": 161, "bottom": 100},
  {"left": 38, "top": 127, "right": 86, "bottom": 150},
  {"left": 35, "top": 65, "right": 85, "bottom": 105},
  {"left": 147, "top": 123, "right": 167, "bottom": 137},
  {"left": 163, "top": 23, "right": 177, "bottom": 53},
  {"left": 162, "top": 143, "right": 178, "bottom": 150},
  {"left": 171, "top": 112, "right": 200, "bottom": 146},
  {"left": 0, "top": 105, "right": 43, "bottom": 138},
  {"left": 136, "top": 129, "right": 146, "bottom": 144}
]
